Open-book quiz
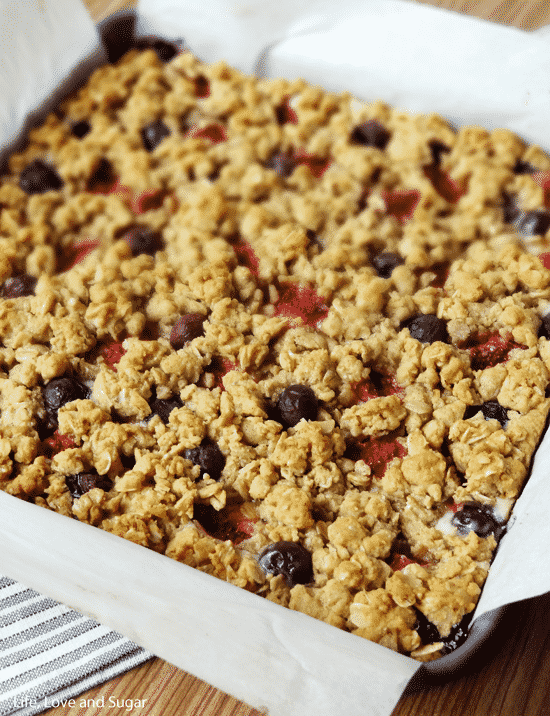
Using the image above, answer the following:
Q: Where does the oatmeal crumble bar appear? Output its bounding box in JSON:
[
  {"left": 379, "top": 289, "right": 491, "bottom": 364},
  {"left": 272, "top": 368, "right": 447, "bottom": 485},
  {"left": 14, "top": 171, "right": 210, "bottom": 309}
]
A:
[{"left": 1, "top": 42, "right": 550, "bottom": 661}]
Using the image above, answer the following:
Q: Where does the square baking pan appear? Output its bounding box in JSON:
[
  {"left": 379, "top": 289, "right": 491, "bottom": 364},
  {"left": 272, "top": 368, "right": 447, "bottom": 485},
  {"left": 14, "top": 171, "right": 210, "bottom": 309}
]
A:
[{"left": 2, "top": 4, "right": 550, "bottom": 714}]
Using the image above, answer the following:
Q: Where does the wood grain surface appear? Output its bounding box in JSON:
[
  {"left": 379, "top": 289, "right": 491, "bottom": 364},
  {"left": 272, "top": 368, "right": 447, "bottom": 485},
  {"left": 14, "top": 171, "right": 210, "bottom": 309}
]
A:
[{"left": 42, "top": 2, "right": 550, "bottom": 715}]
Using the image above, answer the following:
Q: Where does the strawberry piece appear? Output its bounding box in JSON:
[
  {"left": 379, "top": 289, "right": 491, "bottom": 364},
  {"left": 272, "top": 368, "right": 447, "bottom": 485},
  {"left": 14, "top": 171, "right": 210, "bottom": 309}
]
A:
[
  {"left": 273, "top": 283, "right": 329, "bottom": 328},
  {"left": 532, "top": 171, "right": 550, "bottom": 207},
  {"left": 100, "top": 341, "right": 126, "bottom": 371},
  {"left": 232, "top": 238, "right": 259, "bottom": 276},
  {"left": 465, "top": 332, "right": 526, "bottom": 370},
  {"left": 43, "top": 431, "right": 76, "bottom": 457},
  {"left": 350, "top": 370, "right": 402, "bottom": 403},
  {"left": 60, "top": 238, "right": 100, "bottom": 272},
  {"left": 191, "top": 124, "right": 227, "bottom": 143},
  {"left": 383, "top": 189, "right": 421, "bottom": 222}
]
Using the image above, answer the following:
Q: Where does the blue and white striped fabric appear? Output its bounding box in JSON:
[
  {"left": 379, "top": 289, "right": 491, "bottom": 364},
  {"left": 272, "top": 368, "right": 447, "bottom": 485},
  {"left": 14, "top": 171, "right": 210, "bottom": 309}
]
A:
[{"left": 0, "top": 576, "right": 152, "bottom": 716}]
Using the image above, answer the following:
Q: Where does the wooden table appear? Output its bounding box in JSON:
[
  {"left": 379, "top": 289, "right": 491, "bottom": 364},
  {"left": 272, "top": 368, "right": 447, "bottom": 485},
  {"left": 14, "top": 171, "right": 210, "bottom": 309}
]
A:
[{"left": 43, "top": 1, "right": 550, "bottom": 714}]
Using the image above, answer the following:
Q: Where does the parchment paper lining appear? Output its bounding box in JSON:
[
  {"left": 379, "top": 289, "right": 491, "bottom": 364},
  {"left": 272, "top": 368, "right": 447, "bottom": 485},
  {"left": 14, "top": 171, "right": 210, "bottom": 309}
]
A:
[{"left": 2, "top": 1, "right": 550, "bottom": 715}]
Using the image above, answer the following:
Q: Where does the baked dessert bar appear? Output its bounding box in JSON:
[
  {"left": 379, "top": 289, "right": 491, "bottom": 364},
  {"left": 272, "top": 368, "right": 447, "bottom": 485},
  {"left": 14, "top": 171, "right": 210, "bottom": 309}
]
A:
[{"left": 1, "top": 42, "right": 550, "bottom": 662}]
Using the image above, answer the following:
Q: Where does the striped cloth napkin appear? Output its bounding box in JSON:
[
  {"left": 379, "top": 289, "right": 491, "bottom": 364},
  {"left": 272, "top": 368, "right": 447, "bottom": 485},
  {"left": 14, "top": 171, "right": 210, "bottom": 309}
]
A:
[{"left": 0, "top": 575, "right": 152, "bottom": 716}]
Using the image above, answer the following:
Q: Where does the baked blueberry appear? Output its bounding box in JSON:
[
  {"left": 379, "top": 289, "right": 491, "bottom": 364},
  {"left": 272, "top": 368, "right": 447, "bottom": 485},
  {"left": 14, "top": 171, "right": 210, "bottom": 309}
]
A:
[
  {"left": 71, "top": 120, "right": 91, "bottom": 138},
  {"left": 258, "top": 541, "right": 314, "bottom": 587},
  {"left": 185, "top": 441, "right": 225, "bottom": 481},
  {"left": 372, "top": 252, "right": 404, "bottom": 278},
  {"left": 501, "top": 192, "right": 519, "bottom": 223},
  {"left": 169, "top": 314, "right": 206, "bottom": 350},
  {"left": 141, "top": 119, "right": 170, "bottom": 151},
  {"left": 19, "top": 159, "right": 63, "bottom": 194},
  {"left": 463, "top": 400, "right": 508, "bottom": 427},
  {"left": 514, "top": 209, "right": 550, "bottom": 236},
  {"left": 451, "top": 501, "right": 502, "bottom": 539},
  {"left": 539, "top": 314, "right": 550, "bottom": 340},
  {"left": 148, "top": 395, "right": 183, "bottom": 424},
  {"left": 428, "top": 139, "right": 450, "bottom": 166},
  {"left": 277, "top": 385, "right": 319, "bottom": 428},
  {"left": 401, "top": 314, "right": 449, "bottom": 344},
  {"left": 0, "top": 275, "right": 37, "bottom": 298},
  {"left": 122, "top": 226, "right": 164, "bottom": 256},
  {"left": 414, "top": 608, "right": 472, "bottom": 655},
  {"left": 65, "top": 471, "right": 112, "bottom": 499},
  {"left": 42, "top": 376, "right": 90, "bottom": 429},
  {"left": 350, "top": 120, "right": 391, "bottom": 150},
  {"left": 265, "top": 150, "right": 296, "bottom": 178}
]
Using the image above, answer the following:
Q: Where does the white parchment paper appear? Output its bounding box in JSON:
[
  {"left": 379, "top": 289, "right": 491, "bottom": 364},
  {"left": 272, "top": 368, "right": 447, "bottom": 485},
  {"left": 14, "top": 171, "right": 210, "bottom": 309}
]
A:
[
  {"left": 3, "top": 0, "right": 550, "bottom": 714},
  {"left": 0, "top": 0, "right": 99, "bottom": 153}
]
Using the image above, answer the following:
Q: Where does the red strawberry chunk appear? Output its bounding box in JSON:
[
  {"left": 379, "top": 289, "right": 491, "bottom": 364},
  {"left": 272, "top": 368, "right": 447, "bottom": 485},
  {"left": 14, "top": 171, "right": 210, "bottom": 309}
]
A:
[
  {"left": 191, "top": 124, "right": 227, "bottom": 143},
  {"left": 350, "top": 371, "right": 402, "bottom": 403},
  {"left": 100, "top": 341, "right": 126, "bottom": 371},
  {"left": 60, "top": 238, "right": 100, "bottom": 272},
  {"left": 133, "top": 188, "right": 168, "bottom": 214},
  {"left": 232, "top": 239, "right": 259, "bottom": 276},
  {"left": 354, "top": 435, "right": 407, "bottom": 479},
  {"left": 294, "top": 150, "right": 331, "bottom": 179},
  {"left": 273, "top": 283, "right": 329, "bottom": 328},
  {"left": 532, "top": 171, "right": 550, "bottom": 207},
  {"left": 466, "top": 332, "right": 526, "bottom": 370},
  {"left": 383, "top": 189, "right": 421, "bottom": 222},
  {"left": 43, "top": 431, "right": 76, "bottom": 457}
]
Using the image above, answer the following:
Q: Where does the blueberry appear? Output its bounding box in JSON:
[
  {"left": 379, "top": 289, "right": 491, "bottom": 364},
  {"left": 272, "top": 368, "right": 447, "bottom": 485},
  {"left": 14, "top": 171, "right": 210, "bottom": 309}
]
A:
[
  {"left": 19, "top": 160, "right": 63, "bottom": 194},
  {"left": 193, "top": 503, "right": 246, "bottom": 542},
  {"left": 414, "top": 608, "right": 472, "bottom": 655},
  {"left": 277, "top": 385, "right": 319, "bottom": 428},
  {"left": 463, "top": 400, "right": 508, "bottom": 428},
  {"left": 122, "top": 226, "right": 164, "bottom": 256},
  {"left": 148, "top": 395, "right": 183, "bottom": 424},
  {"left": 0, "top": 275, "right": 37, "bottom": 298},
  {"left": 265, "top": 150, "right": 296, "bottom": 178},
  {"left": 42, "top": 377, "right": 90, "bottom": 429},
  {"left": 451, "top": 501, "right": 503, "bottom": 539},
  {"left": 65, "top": 471, "right": 112, "bottom": 499},
  {"left": 514, "top": 210, "right": 550, "bottom": 236},
  {"left": 372, "top": 252, "right": 404, "bottom": 278},
  {"left": 539, "top": 314, "right": 550, "bottom": 340},
  {"left": 258, "top": 541, "right": 313, "bottom": 587},
  {"left": 71, "top": 120, "right": 91, "bottom": 139},
  {"left": 185, "top": 441, "right": 225, "bottom": 481},
  {"left": 428, "top": 139, "right": 450, "bottom": 166},
  {"left": 401, "top": 314, "right": 449, "bottom": 344},
  {"left": 141, "top": 119, "right": 170, "bottom": 151},
  {"left": 501, "top": 192, "right": 519, "bottom": 223},
  {"left": 350, "top": 120, "right": 391, "bottom": 150},
  {"left": 169, "top": 314, "right": 206, "bottom": 350}
]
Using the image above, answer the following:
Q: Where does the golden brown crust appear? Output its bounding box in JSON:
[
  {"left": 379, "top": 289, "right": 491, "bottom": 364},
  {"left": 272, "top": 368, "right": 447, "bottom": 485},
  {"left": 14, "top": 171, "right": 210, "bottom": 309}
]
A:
[{"left": 1, "top": 47, "right": 550, "bottom": 659}]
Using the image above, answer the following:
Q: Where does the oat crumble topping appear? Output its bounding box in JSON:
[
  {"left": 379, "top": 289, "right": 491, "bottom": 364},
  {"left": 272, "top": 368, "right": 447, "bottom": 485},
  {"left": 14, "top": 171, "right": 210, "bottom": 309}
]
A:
[{"left": 1, "top": 45, "right": 550, "bottom": 660}]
